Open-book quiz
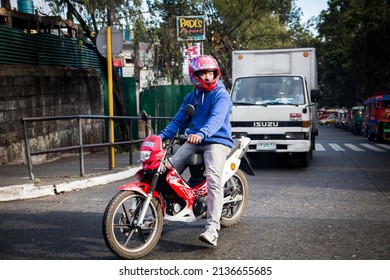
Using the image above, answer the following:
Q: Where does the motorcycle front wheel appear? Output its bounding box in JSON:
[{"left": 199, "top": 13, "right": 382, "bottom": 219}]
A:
[
  {"left": 102, "top": 190, "right": 163, "bottom": 259},
  {"left": 221, "top": 169, "right": 249, "bottom": 227}
]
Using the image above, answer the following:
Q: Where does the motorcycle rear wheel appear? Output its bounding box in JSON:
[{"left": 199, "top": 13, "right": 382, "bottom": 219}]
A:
[
  {"left": 221, "top": 169, "right": 249, "bottom": 227},
  {"left": 102, "top": 190, "right": 163, "bottom": 259}
]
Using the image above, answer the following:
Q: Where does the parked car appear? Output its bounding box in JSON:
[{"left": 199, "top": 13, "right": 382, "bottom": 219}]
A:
[{"left": 319, "top": 114, "right": 336, "bottom": 126}]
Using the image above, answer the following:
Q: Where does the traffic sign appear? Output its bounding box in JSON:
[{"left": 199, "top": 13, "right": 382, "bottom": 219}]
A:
[{"left": 96, "top": 26, "right": 123, "bottom": 58}]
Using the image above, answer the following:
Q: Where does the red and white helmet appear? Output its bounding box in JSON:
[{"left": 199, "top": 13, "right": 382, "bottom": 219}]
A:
[{"left": 189, "top": 55, "right": 221, "bottom": 92}]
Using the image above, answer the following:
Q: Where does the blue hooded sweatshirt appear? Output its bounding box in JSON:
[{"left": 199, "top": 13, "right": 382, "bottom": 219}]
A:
[{"left": 159, "top": 80, "right": 234, "bottom": 149}]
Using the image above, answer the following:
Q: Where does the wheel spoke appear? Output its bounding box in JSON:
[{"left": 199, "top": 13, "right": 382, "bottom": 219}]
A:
[
  {"left": 137, "top": 226, "right": 146, "bottom": 243},
  {"left": 224, "top": 203, "right": 235, "bottom": 218},
  {"left": 121, "top": 202, "right": 131, "bottom": 221},
  {"left": 123, "top": 198, "right": 150, "bottom": 244},
  {"left": 124, "top": 229, "right": 136, "bottom": 247}
]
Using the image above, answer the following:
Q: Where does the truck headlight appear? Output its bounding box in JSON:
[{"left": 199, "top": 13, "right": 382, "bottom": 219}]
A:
[
  {"left": 140, "top": 151, "right": 152, "bottom": 162},
  {"left": 232, "top": 132, "right": 248, "bottom": 138},
  {"left": 285, "top": 132, "right": 306, "bottom": 139}
]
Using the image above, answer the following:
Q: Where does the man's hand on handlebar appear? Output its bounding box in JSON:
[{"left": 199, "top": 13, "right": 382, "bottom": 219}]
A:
[{"left": 187, "top": 134, "right": 202, "bottom": 144}]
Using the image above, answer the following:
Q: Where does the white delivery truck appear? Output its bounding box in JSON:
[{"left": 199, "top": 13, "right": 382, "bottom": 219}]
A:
[{"left": 230, "top": 48, "right": 319, "bottom": 167}]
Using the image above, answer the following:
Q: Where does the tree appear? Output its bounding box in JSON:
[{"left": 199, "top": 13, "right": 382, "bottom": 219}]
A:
[
  {"left": 145, "top": 0, "right": 201, "bottom": 85},
  {"left": 46, "top": 0, "right": 146, "bottom": 139},
  {"left": 46, "top": 1, "right": 317, "bottom": 96},
  {"left": 206, "top": 0, "right": 318, "bottom": 87},
  {"left": 317, "top": 0, "right": 390, "bottom": 107},
  {"left": 145, "top": 0, "right": 315, "bottom": 88}
]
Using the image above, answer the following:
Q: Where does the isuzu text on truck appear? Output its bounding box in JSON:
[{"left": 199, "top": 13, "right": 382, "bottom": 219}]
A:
[{"left": 230, "top": 48, "right": 319, "bottom": 167}]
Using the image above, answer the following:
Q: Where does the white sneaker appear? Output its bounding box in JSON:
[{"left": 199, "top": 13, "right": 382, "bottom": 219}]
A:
[{"left": 199, "top": 229, "right": 218, "bottom": 246}]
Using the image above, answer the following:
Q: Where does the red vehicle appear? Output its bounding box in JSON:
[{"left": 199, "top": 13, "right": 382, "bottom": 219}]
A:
[
  {"left": 363, "top": 90, "right": 390, "bottom": 141},
  {"left": 102, "top": 106, "right": 254, "bottom": 259}
]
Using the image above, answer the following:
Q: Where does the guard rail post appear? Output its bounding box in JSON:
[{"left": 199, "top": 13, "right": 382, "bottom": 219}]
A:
[
  {"left": 22, "top": 119, "right": 34, "bottom": 180},
  {"left": 129, "top": 120, "right": 133, "bottom": 166},
  {"left": 78, "top": 117, "right": 85, "bottom": 176}
]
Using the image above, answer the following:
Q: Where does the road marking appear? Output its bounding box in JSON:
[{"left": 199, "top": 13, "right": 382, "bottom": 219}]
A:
[
  {"left": 329, "top": 143, "right": 346, "bottom": 151},
  {"left": 315, "top": 143, "right": 326, "bottom": 151},
  {"left": 360, "top": 143, "right": 386, "bottom": 152},
  {"left": 376, "top": 143, "right": 390, "bottom": 150},
  {"left": 315, "top": 142, "right": 390, "bottom": 152},
  {"left": 344, "top": 143, "right": 365, "bottom": 151}
]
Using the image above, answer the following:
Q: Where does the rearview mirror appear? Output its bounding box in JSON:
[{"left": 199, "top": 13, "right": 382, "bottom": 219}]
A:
[
  {"left": 311, "top": 89, "right": 320, "bottom": 103},
  {"left": 184, "top": 104, "right": 195, "bottom": 117},
  {"left": 140, "top": 110, "right": 149, "bottom": 122}
]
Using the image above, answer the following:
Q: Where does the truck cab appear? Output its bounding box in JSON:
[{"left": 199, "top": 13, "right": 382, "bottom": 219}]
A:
[
  {"left": 231, "top": 75, "right": 318, "bottom": 167},
  {"left": 230, "top": 48, "right": 319, "bottom": 167}
]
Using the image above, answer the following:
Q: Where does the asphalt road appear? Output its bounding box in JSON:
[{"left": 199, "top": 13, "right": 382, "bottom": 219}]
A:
[{"left": 0, "top": 125, "right": 389, "bottom": 260}]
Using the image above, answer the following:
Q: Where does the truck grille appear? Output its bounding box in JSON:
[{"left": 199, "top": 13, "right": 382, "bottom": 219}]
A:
[
  {"left": 249, "top": 144, "right": 288, "bottom": 150},
  {"left": 249, "top": 134, "right": 286, "bottom": 140}
]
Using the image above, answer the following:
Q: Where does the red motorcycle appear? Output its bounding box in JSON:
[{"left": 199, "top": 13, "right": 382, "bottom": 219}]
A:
[{"left": 102, "top": 105, "right": 254, "bottom": 259}]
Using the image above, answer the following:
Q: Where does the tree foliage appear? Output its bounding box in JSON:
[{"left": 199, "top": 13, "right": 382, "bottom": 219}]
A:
[
  {"left": 317, "top": 0, "right": 390, "bottom": 107},
  {"left": 40, "top": 0, "right": 390, "bottom": 111},
  {"left": 144, "top": 0, "right": 316, "bottom": 88},
  {"left": 45, "top": 0, "right": 317, "bottom": 91},
  {"left": 45, "top": 0, "right": 146, "bottom": 140}
]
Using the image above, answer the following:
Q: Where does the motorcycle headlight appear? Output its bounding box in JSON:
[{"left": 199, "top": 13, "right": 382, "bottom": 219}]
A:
[{"left": 140, "top": 151, "right": 152, "bottom": 162}]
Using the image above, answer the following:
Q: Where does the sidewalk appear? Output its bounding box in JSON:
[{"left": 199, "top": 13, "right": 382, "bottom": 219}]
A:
[{"left": 0, "top": 151, "right": 141, "bottom": 202}]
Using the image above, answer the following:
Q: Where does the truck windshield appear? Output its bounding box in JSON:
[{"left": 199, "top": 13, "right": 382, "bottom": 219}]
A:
[{"left": 231, "top": 76, "right": 305, "bottom": 105}]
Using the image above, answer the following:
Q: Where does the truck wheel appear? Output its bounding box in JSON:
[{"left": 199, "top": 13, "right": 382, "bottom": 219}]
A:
[{"left": 298, "top": 152, "right": 310, "bottom": 168}]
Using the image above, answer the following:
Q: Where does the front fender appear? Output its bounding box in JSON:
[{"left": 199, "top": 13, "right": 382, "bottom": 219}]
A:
[
  {"left": 118, "top": 182, "right": 151, "bottom": 194},
  {"left": 118, "top": 182, "right": 164, "bottom": 214}
]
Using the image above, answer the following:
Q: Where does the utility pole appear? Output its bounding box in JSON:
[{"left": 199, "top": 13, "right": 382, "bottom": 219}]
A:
[{"left": 107, "top": 0, "right": 115, "bottom": 169}]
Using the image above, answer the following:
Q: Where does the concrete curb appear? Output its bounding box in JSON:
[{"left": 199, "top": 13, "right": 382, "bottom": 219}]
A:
[{"left": 0, "top": 166, "right": 140, "bottom": 202}]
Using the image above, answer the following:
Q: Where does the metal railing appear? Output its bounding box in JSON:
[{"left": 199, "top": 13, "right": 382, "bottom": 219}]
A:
[{"left": 21, "top": 114, "right": 172, "bottom": 180}]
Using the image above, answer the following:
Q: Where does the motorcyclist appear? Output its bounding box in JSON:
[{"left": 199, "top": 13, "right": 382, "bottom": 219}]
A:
[{"left": 158, "top": 55, "right": 234, "bottom": 246}]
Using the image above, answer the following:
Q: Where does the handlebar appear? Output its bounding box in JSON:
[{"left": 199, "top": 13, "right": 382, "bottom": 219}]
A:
[{"left": 162, "top": 134, "right": 187, "bottom": 149}]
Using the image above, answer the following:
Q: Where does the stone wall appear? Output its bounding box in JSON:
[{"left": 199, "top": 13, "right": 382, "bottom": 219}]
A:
[{"left": 0, "top": 65, "right": 104, "bottom": 164}]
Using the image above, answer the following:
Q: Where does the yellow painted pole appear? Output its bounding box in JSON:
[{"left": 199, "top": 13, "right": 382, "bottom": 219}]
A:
[{"left": 107, "top": 26, "right": 115, "bottom": 169}]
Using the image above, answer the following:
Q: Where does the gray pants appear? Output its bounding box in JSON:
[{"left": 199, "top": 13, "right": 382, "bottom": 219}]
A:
[{"left": 169, "top": 142, "right": 231, "bottom": 236}]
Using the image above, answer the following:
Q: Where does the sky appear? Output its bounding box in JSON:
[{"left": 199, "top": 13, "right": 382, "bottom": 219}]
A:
[{"left": 295, "top": 0, "right": 329, "bottom": 23}]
